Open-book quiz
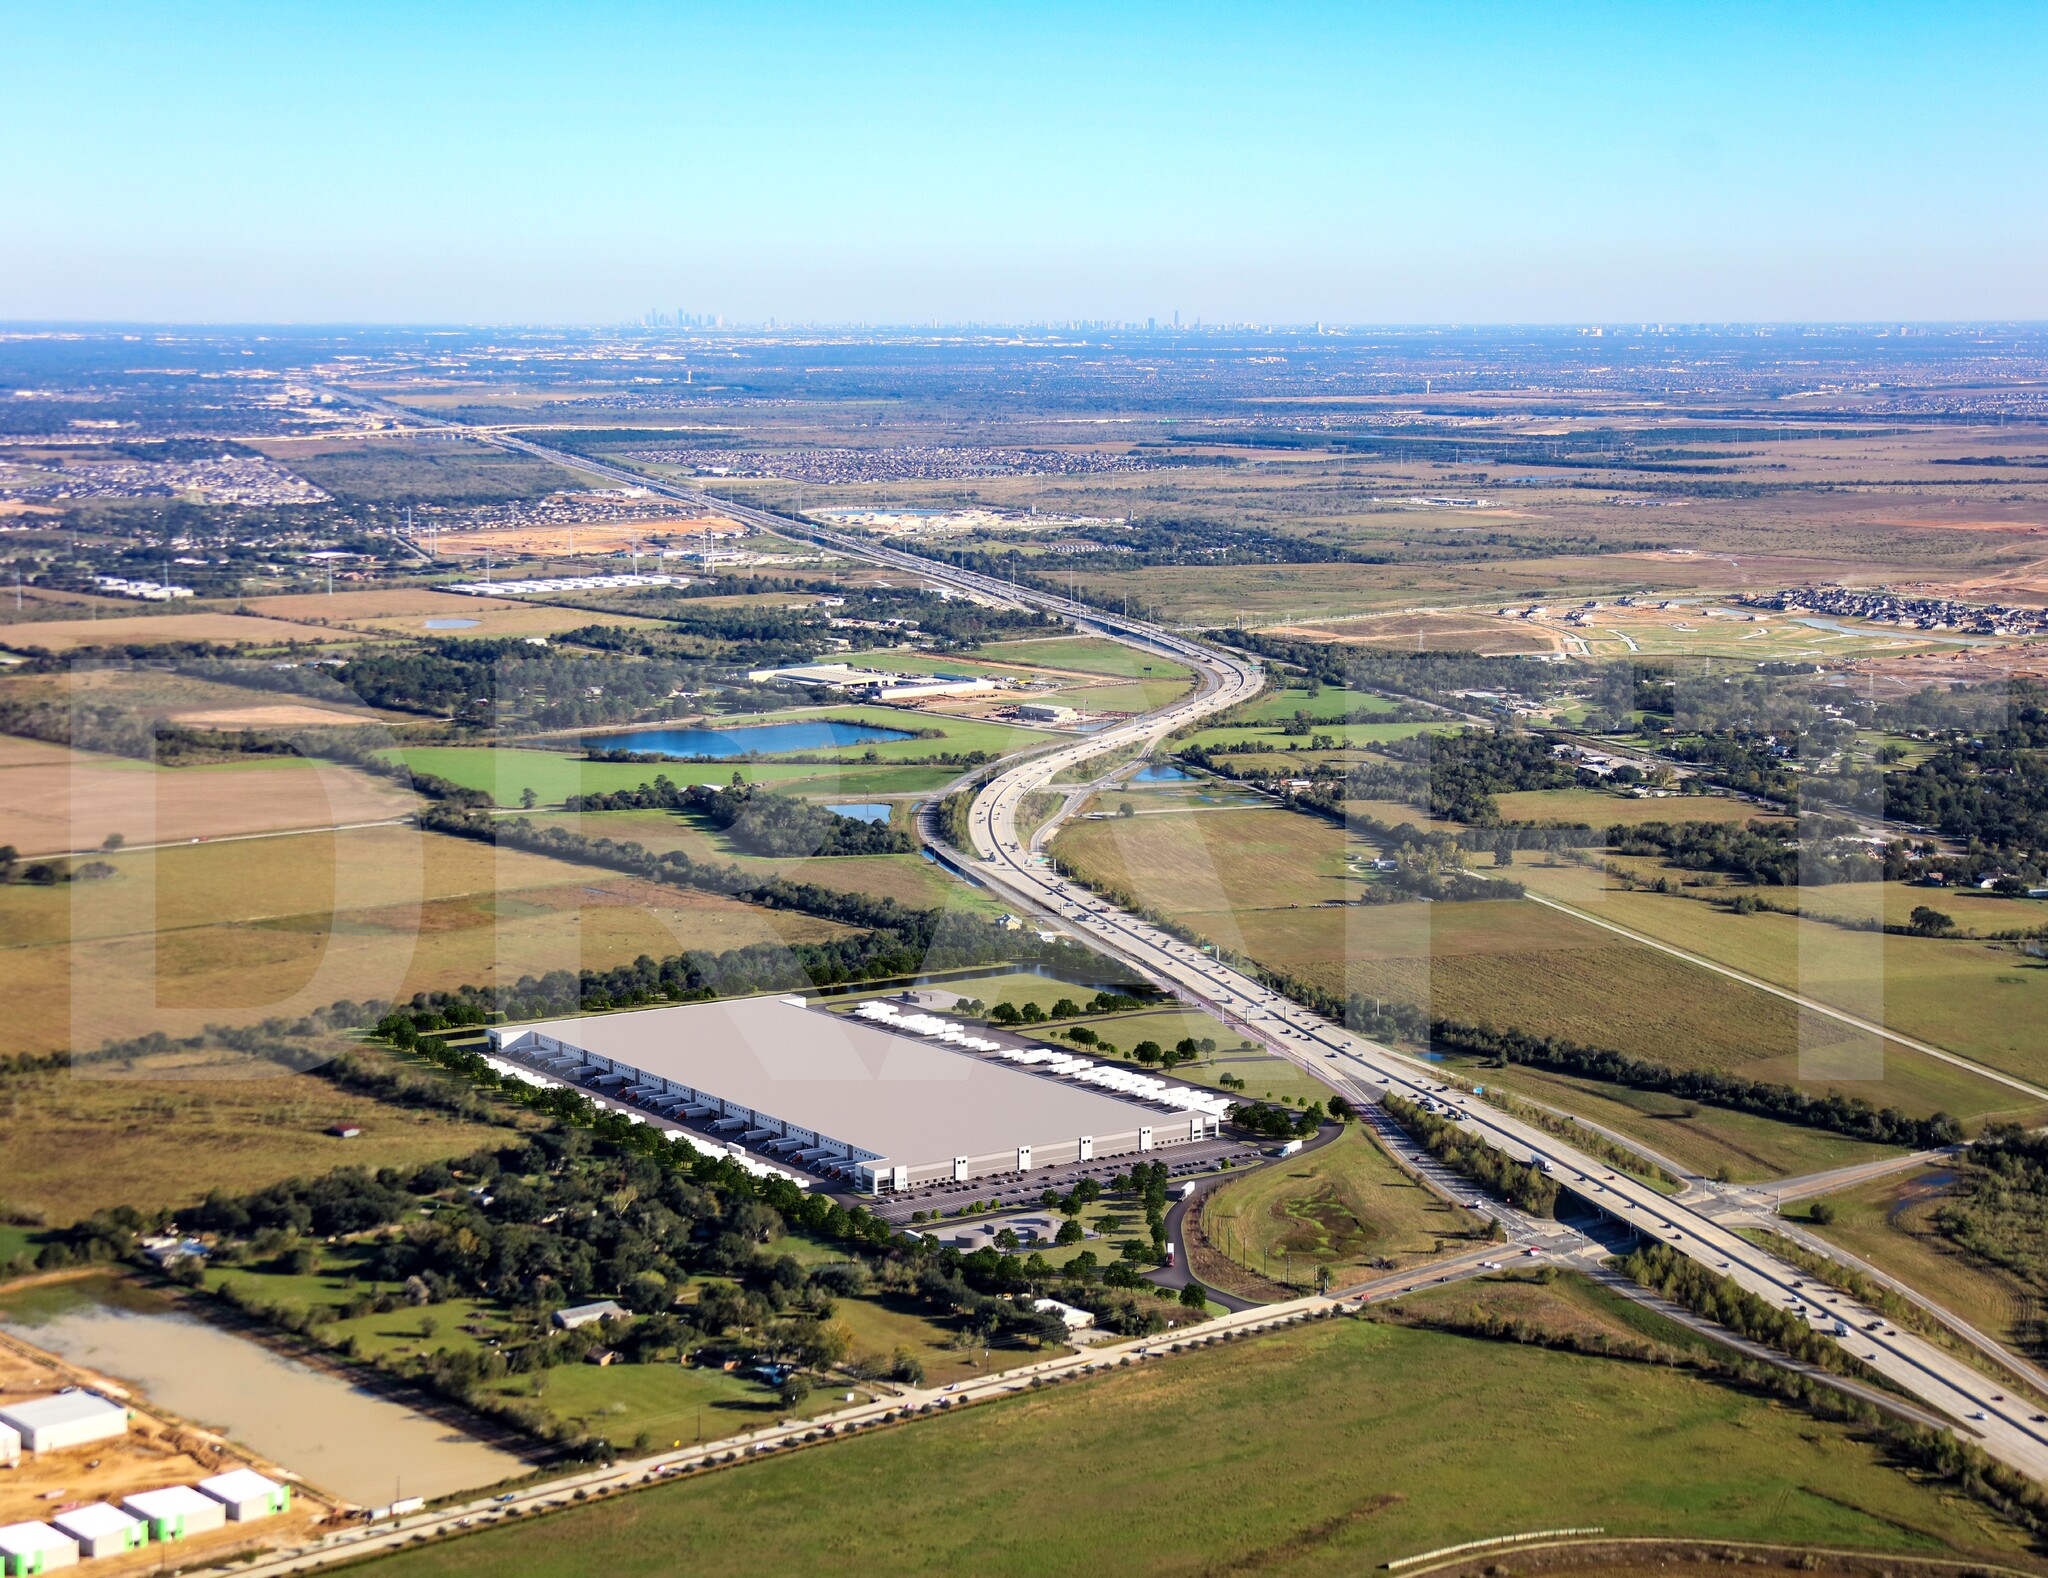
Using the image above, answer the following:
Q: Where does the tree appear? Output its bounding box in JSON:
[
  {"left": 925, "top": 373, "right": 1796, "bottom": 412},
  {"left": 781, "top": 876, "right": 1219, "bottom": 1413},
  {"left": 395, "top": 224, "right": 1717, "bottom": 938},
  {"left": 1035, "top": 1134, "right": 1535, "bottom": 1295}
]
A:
[
  {"left": 1908, "top": 905, "right": 1955, "bottom": 937},
  {"left": 1133, "top": 1040, "right": 1162, "bottom": 1064},
  {"left": 1179, "top": 1282, "right": 1207, "bottom": 1310},
  {"left": 1809, "top": 1201, "right": 1837, "bottom": 1226},
  {"left": 1056, "top": 1218, "right": 1084, "bottom": 1245},
  {"left": 520, "top": 787, "right": 539, "bottom": 810},
  {"left": 1117, "top": 800, "right": 1136, "bottom": 818},
  {"left": 1315, "top": 1264, "right": 1332, "bottom": 1295},
  {"left": 779, "top": 1375, "right": 812, "bottom": 1409},
  {"left": 101, "top": 832, "right": 124, "bottom": 851},
  {"left": 994, "top": 1227, "right": 1020, "bottom": 1251}
]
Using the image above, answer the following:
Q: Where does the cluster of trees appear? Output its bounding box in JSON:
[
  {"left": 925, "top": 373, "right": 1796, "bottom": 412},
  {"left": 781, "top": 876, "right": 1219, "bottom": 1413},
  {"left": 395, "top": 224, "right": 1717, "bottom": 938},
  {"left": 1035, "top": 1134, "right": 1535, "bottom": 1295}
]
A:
[
  {"left": 0, "top": 844, "right": 114, "bottom": 886},
  {"left": 1619, "top": 1242, "right": 1871, "bottom": 1379},
  {"left": 1429, "top": 1020, "right": 1962, "bottom": 1149},
  {"left": 1882, "top": 685, "right": 2048, "bottom": 859},
  {"left": 1382, "top": 1093, "right": 1557, "bottom": 1215},
  {"left": 566, "top": 775, "right": 911, "bottom": 857},
  {"left": 987, "top": 989, "right": 1148, "bottom": 1026},
  {"left": 1228, "top": 1099, "right": 1325, "bottom": 1139},
  {"left": 1610, "top": 819, "right": 1881, "bottom": 887},
  {"left": 1204, "top": 634, "right": 1578, "bottom": 711},
  {"left": 1931, "top": 1126, "right": 2048, "bottom": 1318}
]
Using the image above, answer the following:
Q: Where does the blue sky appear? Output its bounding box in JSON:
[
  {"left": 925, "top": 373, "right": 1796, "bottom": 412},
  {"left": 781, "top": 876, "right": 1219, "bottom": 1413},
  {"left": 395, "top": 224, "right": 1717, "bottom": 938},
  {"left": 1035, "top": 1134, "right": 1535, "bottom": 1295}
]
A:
[{"left": 3, "top": 1, "right": 2043, "bottom": 323}]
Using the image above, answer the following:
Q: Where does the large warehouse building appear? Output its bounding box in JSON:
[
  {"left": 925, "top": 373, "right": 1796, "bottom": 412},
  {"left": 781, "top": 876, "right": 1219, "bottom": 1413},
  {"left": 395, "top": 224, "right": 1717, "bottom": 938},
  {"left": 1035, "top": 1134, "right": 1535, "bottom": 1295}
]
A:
[{"left": 489, "top": 996, "right": 1221, "bottom": 1193}]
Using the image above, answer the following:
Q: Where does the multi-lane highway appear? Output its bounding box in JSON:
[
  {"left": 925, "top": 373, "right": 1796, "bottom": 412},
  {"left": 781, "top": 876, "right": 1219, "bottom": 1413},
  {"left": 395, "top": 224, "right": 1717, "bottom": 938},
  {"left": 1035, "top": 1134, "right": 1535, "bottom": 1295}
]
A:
[{"left": 356, "top": 400, "right": 2048, "bottom": 1483}]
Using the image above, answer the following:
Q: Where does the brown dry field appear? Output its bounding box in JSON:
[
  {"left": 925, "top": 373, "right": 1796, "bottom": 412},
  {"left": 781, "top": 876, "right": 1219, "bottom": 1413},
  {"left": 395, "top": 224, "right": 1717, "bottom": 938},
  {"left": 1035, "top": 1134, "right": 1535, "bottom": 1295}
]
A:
[
  {"left": 0, "top": 824, "right": 852, "bottom": 1053},
  {"left": 166, "top": 701, "right": 393, "bottom": 729},
  {"left": 1272, "top": 609, "right": 1561, "bottom": 653},
  {"left": 341, "top": 602, "right": 671, "bottom": 639},
  {"left": 0, "top": 749, "right": 414, "bottom": 856},
  {"left": 432, "top": 515, "right": 734, "bottom": 558},
  {"left": 224, "top": 587, "right": 539, "bottom": 621},
  {"left": 0, "top": 610, "right": 365, "bottom": 654}
]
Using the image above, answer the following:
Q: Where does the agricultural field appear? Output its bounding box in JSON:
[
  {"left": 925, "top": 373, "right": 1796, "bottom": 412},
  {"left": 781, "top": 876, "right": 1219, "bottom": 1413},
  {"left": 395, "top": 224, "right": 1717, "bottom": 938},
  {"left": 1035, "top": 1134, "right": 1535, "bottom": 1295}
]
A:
[
  {"left": 0, "top": 824, "right": 851, "bottom": 1053},
  {"left": 1509, "top": 863, "right": 2048, "bottom": 1093},
  {"left": 337, "top": 600, "right": 674, "bottom": 641},
  {"left": 1224, "top": 683, "right": 1400, "bottom": 724},
  {"left": 1195, "top": 1126, "right": 1488, "bottom": 1297},
  {"left": 251, "top": 436, "right": 590, "bottom": 504},
  {"left": 1267, "top": 608, "right": 1564, "bottom": 655},
  {"left": 970, "top": 634, "right": 1195, "bottom": 682},
  {"left": 0, "top": 609, "right": 366, "bottom": 653},
  {"left": 395, "top": 745, "right": 958, "bottom": 807},
  {"left": 527, "top": 808, "right": 1002, "bottom": 915},
  {"left": 0, "top": 1038, "right": 520, "bottom": 1224},
  {"left": 1052, "top": 802, "right": 1361, "bottom": 913},
  {"left": 1802, "top": 1167, "right": 2040, "bottom": 1359},
  {"left": 355, "top": 1314, "right": 2040, "bottom": 1578},
  {"left": 1489, "top": 786, "right": 1771, "bottom": 826},
  {"left": 0, "top": 744, "right": 414, "bottom": 856},
  {"left": 1185, "top": 717, "right": 1446, "bottom": 752}
]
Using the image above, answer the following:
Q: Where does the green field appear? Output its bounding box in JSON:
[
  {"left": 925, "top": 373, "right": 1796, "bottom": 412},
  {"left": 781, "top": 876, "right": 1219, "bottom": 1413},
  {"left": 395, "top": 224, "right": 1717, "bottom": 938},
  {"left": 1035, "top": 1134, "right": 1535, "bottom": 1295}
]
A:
[
  {"left": 1226, "top": 683, "right": 1400, "bottom": 724},
  {"left": 1491, "top": 786, "right": 1772, "bottom": 826},
  {"left": 527, "top": 809, "right": 1002, "bottom": 915},
  {"left": 1186, "top": 718, "right": 1446, "bottom": 751},
  {"left": 1198, "top": 1126, "right": 1488, "bottom": 1296},
  {"left": 354, "top": 1316, "right": 2038, "bottom": 1577},
  {"left": 971, "top": 635, "right": 1194, "bottom": 681},
  {"left": 1050, "top": 806, "right": 2029, "bottom": 1140},
  {"left": 1511, "top": 863, "right": 2048, "bottom": 1094}
]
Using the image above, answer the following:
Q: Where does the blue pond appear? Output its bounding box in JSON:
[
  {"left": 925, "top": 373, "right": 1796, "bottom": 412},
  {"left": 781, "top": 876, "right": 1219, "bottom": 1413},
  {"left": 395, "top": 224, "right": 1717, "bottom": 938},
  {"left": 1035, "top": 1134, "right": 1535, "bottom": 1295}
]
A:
[
  {"left": 585, "top": 720, "right": 914, "bottom": 759},
  {"left": 423, "top": 617, "right": 480, "bottom": 629},
  {"left": 825, "top": 802, "right": 893, "bottom": 824},
  {"left": 1132, "top": 764, "right": 1190, "bottom": 782}
]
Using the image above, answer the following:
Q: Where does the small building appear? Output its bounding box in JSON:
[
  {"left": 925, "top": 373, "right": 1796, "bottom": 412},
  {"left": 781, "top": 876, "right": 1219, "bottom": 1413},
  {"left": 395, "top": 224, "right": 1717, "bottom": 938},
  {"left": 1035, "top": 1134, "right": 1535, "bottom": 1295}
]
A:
[
  {"left": 50, "top": 1504, "right": 146, "bottom": 1559},
  {"left": 585, "top": 1347, "right": 621, "bottom": 1367},
  {"left": 552, "top": 1299, "right": 629, "bottom": 1332},
  {"left": 328, "top": 1124, "right": 363, "bottom": 1139},
  {"left": 0, "top": 1520, "right": 78, "bottom": 1575},
  {"left": 0, "top": 1391, "right": 128, "bottom": 1454},
  {"left": 198, "top": 1468, "right": 292, "bottom": 1522},
  {"left": 1014, "top": 702, "right": 1079, "bottom": 724},
  {"left": 120, "top": 1487, "right": 226, "bottom": 1543},
  {"left": 1031, "top": 1297, "right": 1095, "bottom": 1331},
  {"left": 0, "top": 1423, "right": 17, "bottom": 1468}
]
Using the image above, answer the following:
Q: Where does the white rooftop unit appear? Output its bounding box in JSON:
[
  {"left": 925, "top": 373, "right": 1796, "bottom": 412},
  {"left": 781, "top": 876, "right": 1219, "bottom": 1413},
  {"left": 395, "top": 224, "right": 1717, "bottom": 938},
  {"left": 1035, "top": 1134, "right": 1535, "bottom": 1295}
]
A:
[
  {"left": 198, "top": 1468, "right": 292, "bottom": 1521},
  {"left": 0, "top": 1521, "right": 78, "bottom": 1574},
  {"left": 0, "top": 1391, "right": 128, "bottom": 1453},
  {"left": 50, "top": 1504, "right": 146, "bottom": 1559},
  {"left": 120, "top": 1486, "right": 226, "bottom": 1542}
]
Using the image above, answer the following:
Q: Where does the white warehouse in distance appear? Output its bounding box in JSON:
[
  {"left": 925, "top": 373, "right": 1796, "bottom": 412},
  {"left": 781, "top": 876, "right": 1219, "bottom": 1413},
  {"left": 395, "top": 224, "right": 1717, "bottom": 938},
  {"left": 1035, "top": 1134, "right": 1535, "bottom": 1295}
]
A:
[
  {"left": 489, "top": 996, "right": 1220, "bottom": 1193},
  {"left": 0, "top": 1392, "right": 128, "bottom": 1455}
]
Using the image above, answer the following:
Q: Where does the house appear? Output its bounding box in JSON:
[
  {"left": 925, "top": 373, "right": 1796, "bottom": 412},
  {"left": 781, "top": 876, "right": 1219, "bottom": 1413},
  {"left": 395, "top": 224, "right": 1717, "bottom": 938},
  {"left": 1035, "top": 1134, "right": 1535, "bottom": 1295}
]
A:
[
  {"left": 0, "top": 1391, "right": 129, "bottom": 1453},
  {"left": 0, "top": 1520, "right": 78, "bottom": 1574},
  {"left": 51, "top": 1503, "right": 147, "bottom": 1558},
  {"left": 120, "top": 1486, "right": 226, "bottom": 1542},
  {"left": 198, "top": 1469, "right": 292, "bottom": 1522},
  {"left": 585, "top": 1348, "right": 621, "bottom": 1367},
  {"left": 1031, "top": 1297, "right": 1095, "bottom": 1331},
  {"left": 552, "top": 1300, "right": 630, "bottom": 1332},
  {"left": 328, "top": 1124, "right": 363, "bottom": 1139}
]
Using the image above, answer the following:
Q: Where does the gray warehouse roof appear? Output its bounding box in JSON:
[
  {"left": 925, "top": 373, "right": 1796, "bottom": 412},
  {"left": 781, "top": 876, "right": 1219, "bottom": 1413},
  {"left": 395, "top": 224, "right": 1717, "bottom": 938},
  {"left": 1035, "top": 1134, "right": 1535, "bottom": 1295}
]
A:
[{"left": 498, "top": 997, "right": 1172, "bottom": 1167}]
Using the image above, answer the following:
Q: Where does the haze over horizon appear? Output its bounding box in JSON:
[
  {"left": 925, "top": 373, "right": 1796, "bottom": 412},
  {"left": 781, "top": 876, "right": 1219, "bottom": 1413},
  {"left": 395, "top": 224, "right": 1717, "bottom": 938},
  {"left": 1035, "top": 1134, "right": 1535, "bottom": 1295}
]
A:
[{"left": 5, "top": 1, "right": 2045, "bottom": 327}]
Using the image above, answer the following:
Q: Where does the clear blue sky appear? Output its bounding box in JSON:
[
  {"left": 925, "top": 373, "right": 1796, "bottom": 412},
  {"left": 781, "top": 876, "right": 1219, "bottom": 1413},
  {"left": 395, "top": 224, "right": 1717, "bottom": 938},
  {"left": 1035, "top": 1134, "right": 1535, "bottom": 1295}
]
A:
[{"left": 4, "top": 1, "right": 2043, "bottom": 324}]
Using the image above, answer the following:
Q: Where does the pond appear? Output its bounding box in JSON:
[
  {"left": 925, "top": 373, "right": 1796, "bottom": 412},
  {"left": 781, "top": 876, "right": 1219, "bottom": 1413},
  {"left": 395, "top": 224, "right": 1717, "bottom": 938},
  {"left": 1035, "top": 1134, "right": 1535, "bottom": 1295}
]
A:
[
  {"left": 1131, "top": 764, "right": 1190, "bottom": 782},
  {"left": 0, "top": 1277, "right": 531, "bottom": 1505},
  {"left": 422, "top": 617, "right": 481, "bottom": 629},
  {"left": 585, "top": 719, "right": 914, "bottom": 759},
  {"left": 824, "top": 802, "right": 893, "bottom": 823}
]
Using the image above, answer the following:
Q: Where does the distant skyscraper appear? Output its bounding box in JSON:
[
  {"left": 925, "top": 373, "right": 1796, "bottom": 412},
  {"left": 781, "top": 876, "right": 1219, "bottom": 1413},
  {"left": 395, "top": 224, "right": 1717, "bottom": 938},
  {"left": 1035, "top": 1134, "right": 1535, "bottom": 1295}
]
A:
[{"left": 1172, "top": 310, "right": 1180, "bottom": 329}]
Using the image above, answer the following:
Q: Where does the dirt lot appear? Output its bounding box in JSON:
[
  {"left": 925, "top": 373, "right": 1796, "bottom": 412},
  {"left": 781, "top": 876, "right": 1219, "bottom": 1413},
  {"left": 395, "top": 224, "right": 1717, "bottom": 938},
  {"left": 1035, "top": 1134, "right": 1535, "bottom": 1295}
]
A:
[
  {"left": 0, "top": 611, "right": 360, "bottom": 654},
  {"left": 432, "top": 515, "right": 735, "bottom": 558},
  {"left": 1269, "top": 610, "right": 1561, "bottom": 654},
  {"left": 0, "top": 748, "right": 414, "bottom": 856},
  {"left": 0, "top": 1310, "right": 334, "bottom": 1567}
]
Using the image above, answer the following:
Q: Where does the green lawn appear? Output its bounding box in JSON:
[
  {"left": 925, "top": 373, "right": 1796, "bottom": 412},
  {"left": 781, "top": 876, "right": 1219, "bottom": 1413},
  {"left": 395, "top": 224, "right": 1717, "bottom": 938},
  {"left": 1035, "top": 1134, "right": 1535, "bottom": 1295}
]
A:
[
  {"left": 353, "top": 1317, "right": 2037, "bottom": 1577},
  {"left": 1186, "top": 719, "right": 1448, "bottom": 750},
  {"left": 970, "top": 635, "right": 1194, "bottom": 681},
  {"left": 1227, "top": 683, "right": 1400, "bottom": 724}
]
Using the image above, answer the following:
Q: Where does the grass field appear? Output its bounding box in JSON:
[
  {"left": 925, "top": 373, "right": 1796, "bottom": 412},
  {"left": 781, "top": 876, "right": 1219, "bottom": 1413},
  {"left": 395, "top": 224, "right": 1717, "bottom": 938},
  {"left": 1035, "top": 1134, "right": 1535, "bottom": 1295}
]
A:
[
  {"left": 1184, "top": 718, "right": 1447, "bottom": 751},
  {"left": 256, "top": 436, "right": 589, "bottom": 505},
  {"left": 1050, "top": 806, "right": 2028, "bottom": 1133},
  {"left": 0, "top": 610, "right": 362, "bottom": 654},
  {"left": 0, "top": 745, "right": 414, "bottom": 856},
  {"left": 527, "top": 809, "right": 1001, "bottom": 914},
  {"left": 1491, "top": 787, "right": 1771, "bottom": 826},
  {"left": 1226, "top": 683, "right": 1399, "bottom": 724},
  {"left": 1197, "top": 1126, "right": 1488, "bottom": 1295},
  {"left": 1804, "top": 1166, "right": 2041, "bottom": 1358},
  {"left": 395, "top": 746, "right": 958, "bottom": 807},
  {"left": 1510, "top": 863, "right": 2048, "bottom": 1093},
  {"left": 971, "top": 635, "right": 1195, "bottom": 680},
  {"left": 0, "top": 1040, "right": 518, "bottom": 1224},
  {"left": 0, "top": 825, "right": 850, "bottom": 1053},
  {"left": 353, "top": 1315, "right": 2038, "bottom": 1577}
]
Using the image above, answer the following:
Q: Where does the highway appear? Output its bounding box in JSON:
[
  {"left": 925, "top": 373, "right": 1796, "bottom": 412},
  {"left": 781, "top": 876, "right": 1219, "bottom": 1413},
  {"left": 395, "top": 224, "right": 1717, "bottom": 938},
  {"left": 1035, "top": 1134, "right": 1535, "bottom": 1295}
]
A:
[{"left": 347, "top": 398, "right": 2048, "bottom": 1483}]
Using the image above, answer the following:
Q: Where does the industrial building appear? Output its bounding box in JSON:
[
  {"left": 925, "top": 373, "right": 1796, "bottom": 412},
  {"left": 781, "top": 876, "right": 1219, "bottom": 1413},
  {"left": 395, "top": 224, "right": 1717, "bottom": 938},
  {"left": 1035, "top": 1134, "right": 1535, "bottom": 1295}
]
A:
[
  {"left": 198, "top": 1469, "right": 291, "bottom": 1522},
  {"left": 0, "top": 1423, "right": 16, "bottom": 1469},
  {"left": 488, "top": 995, "right": 1222, "bottom": 1193},
  {"left": 743, "top": 662, "right": 995, "bottom": 703},
  {"left": 50, "top": 1505, "right": 146, "bottom": 1559},
  {"left": 120, "top": 1487, "right": 225, "bottom": 1543},
  {"left": 0, "top": 1392, "right": 128, "bottom": 1454},
  {"left": 0, "top": 1520, "right": 76, "bottom": 1575}
]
